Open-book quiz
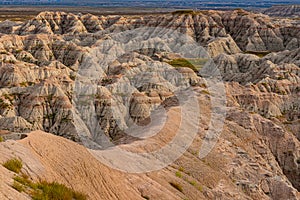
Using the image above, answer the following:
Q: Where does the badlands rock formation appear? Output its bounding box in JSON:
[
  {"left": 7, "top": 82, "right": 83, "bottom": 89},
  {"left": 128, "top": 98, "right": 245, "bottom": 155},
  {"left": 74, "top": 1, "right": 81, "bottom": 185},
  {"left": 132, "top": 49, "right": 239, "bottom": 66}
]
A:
[{"left": 0, "top": 9, "right": 299, "bottom": 200}]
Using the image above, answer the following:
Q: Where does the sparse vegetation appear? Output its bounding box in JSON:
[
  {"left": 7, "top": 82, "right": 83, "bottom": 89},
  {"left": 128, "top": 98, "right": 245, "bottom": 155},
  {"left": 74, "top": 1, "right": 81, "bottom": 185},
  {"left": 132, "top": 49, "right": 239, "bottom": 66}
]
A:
[
  {"left": 12, "top": 180, "right": 25, "bottom": 192},
  {"left": 189, "top": 180, "right": 197, "bottom": 186},
  {"left": 13, "top": 174, "right": 36, "bottom": 189},
  {"left": 178, "top": 166, "right": 184, "bottom": 172},
  {"left": 3, "top": 158, "right": 23, "bottom": 173},
  {"left": 169, "top": 182, "right": 183, "bottom": 192},
  {"left": 20, "top": 82, "right": 27, "bottom": 87},
  {"left": 245, "top": 51, "right": 270, "bottom": 58},
  {"left": 0, "top": 136, "right": 3, "bottom": 142},
  {"left": 175, "top": 171, "right": 182, "bottom": 178},
  {"left": 32, "top": 181, "right": 87, "bottom": 200},
  {"left": 197, "top": 185, "right": 203, "bottom": 192},
  {"left": 167, "top": 58, "right": 207, "bottom": 72},
  {"left": 12, "top": 173, "right": 87, "bottom": 200}
]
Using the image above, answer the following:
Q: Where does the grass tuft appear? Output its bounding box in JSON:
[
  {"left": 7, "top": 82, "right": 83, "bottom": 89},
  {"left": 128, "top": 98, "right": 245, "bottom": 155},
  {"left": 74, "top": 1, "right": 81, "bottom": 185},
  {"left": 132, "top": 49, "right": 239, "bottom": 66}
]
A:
[
  {"left": 197, "top": 185, "right": 203, "bottom": 192},
  {"left": 189, "top": 180, "right": 197, "bottom": 186},
  {"left": 167, "top": 58, "right": 207, "bottom": 72},
  {"left": 32, "top": 181, "right": 87, "bottom": 200},
  {"left": 12, "top": 180, "right": 25, "bottom": 192},
  {"left": 3, "top": 158, "right": 22, "bottom": 173},
  {"left": 175, "top": 171, "right": 182, "bottom": 178}
]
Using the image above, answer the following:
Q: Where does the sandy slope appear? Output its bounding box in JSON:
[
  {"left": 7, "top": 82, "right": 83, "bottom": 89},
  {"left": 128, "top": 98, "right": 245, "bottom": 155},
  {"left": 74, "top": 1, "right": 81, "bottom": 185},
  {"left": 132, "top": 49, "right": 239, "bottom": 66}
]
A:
[
  {"left": 0, "top": 93, "right": 299, "bottom": 200},
  {"left": 0, "top": 130, "right": 184, "bottom": 200}
]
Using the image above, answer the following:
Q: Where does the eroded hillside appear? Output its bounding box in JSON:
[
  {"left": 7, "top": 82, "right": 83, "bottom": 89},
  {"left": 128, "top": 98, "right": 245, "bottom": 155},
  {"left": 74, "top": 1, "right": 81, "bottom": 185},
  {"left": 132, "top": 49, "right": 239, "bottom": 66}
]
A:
[{"left": 0, "top": 10, "right": 299, "bottom": 200}]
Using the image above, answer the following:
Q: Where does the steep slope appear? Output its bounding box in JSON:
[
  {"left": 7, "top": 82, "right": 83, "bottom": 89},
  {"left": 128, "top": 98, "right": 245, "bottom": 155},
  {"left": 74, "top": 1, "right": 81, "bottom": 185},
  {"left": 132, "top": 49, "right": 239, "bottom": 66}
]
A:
[
  {"left": 0, "top": 100, "right": 299, "bottom": 199},
  {"left": 0, "top": 10, "right": 299, "bottom": 200}
]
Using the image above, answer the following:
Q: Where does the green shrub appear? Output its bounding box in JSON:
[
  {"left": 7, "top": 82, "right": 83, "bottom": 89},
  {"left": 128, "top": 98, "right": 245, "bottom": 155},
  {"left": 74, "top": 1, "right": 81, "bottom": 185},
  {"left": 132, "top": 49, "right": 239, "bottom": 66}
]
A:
[
  {"left": 178, "top": 166, "right": 184, "bottom": 172},
  {"left": 169, "top": 182, "right": 183, "bottom": 192},
  {"left": 32, "top": 181, "right": 87, "bottom": 200},
  {"left": 20, "top": 82, "right": 28, "bottom": 87},
  {"left": 167, "top": 58, "right": 207, "bottom": 72},
  {"left": 3, "top": 158, "right": 22, "bottom": 173},
  {"left": 197, "top": 185, "right": 203, "bottom": 192},
  {"left": 12, "top": 181, "right": 25, "bottom": 192},
  {"left": 175, "top": 171, "right": 182, "bottom": 178},
  {"left": 13, "top": 174, "right": 37, "bottom": 189},
  {"left": 189, "top": 180, "right": 197, "bottom": 186},
  {"left": 0, "top": 136, "right": 3, "bottom": 142},
  {"left": 72, "top": 191, "right": 87, "bottom": 200}
]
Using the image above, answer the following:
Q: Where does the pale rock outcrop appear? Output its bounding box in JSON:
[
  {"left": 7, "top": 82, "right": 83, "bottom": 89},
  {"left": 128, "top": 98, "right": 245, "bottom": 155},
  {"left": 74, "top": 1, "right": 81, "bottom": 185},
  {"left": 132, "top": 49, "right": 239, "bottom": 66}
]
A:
[{"left": 0, "top": 10, "right": 299, "bottom": 199}]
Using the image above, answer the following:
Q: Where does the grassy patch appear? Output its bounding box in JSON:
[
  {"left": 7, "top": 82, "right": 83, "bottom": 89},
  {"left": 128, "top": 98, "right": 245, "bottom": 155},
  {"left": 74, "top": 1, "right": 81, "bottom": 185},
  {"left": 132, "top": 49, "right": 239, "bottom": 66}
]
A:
[
  {"left": 32, "top": 181, "right": 86, "bottom": 200},
  {"left": 178, "top": 166, "right": 184, "bottom": 172},
  {"left": 167, "top": 58, "right": 207, "bottom": 72},
  {"left": 13, "top": 174, "right": 37, "bottom": 189},
  {"left": 12, "top": 181, "right": 25, "bottom": 192},
  {"left": 188, "top": 180, "right": 197, "bottom": 186},
  {"left": 20, "top": 82, "right": 27, "bottom": 87},
  {"left": 3, "top": 158, "right": 22, "bottom": 173},
  {"left": 12, "top": 174, "right": 87, "bottom": 200},
  {"left": 175, "top": 171, "right": 182, "bottom": 178},
  {"left": 169, "top": 182, "right": 183, "bottom": 192},
  {"left": 245, "top": 51, "right": 270, "bottom": 58},
  {"left": 197, "top": 185, "right": 203, "bottom": 192}
]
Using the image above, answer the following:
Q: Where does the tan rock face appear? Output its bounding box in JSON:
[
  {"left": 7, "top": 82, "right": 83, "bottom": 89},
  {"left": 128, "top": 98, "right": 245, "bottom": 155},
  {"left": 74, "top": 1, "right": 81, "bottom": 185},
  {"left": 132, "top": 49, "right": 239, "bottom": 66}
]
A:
[{"left": 0, "top": 10, "right": 299, "bottom": 200}]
